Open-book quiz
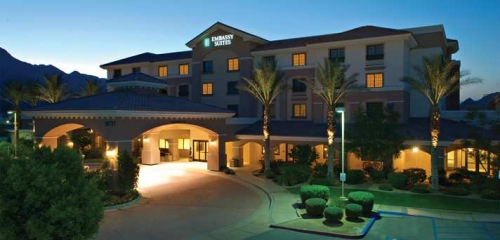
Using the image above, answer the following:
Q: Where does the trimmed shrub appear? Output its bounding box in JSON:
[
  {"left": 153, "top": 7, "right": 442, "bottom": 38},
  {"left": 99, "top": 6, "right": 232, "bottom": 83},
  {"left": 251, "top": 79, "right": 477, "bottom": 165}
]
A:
[
  {"left": 443, "top": 187, "right": 470, "bottom": 196},
  {"left": 470, "top": 174, "right": 488, "bottom": 188},
  {"left": 278, "top": 163, "right": 311, "bottom": 186},
  {"left": 305, "top": 198, "right": 327, "bottom": 217},
  {"left": 300, "top": 185, "right": 330, "bottom": 204},
  {"left": 270, "top": 160, "right": 286, "bottom": 175},
  {"left": 403, "top": 168, "right": 427, "bottom": 186},
  {"left": 309, "top": 177, "right": 334, "bottom": 186},
  {"left": 378, "top": 184, "right": 393, "bottom": 191},
  {"left": 324, "top": 206, "right": 343, "bottom": 222},
  {"left": 348, "top": 191, "right": 374, "bottom": 215},
  {"left": 480, "top": 190, "right": 500, "bottom": 200},
  {"left": 484, "top": 178, "right": 500, "bottom": 192},
  {"left": 448, "top": 172, "right": 465, "bottom": 184},
  {"left": 312, "top": 162, "right": 327, "bottom": 178},
  {"left": 410, "top": 184, "right": 431, "bottom": 194},
  {"left": 117, "top": 150, "right": 140, "bottom": 193},
  {"left": 369, "top": 170, "right": 385, "bottom": 183},
  {"left": 345, "top": 203, "right": 362, "bottom": 219},
  {"left": 388, "top": 172, "right": 408, "bottom": 189},
  {"left": 345, "top": 169, "right": 365, "bottom": 184}
]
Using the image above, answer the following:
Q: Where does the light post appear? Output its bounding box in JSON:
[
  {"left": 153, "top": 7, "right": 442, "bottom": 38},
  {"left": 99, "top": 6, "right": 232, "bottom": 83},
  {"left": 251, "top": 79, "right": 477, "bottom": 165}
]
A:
[
  {"left": 7, "top": 110, "right": 18, "bottom": 158},
  {"left": 336, "top": 107, "right": 346, "bottom": 200}
]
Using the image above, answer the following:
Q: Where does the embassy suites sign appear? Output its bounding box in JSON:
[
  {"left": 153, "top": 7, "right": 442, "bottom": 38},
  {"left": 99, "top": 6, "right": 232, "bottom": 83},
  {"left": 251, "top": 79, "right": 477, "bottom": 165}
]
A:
[{"left": 204, "top": 34, "right": 234, "bottom": 47}]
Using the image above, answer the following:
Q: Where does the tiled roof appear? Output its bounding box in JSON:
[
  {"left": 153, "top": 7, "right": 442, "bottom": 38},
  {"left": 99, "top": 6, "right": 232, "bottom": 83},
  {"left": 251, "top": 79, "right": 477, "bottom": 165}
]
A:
[
  {"left": 236, "top": 118, "right": 500, "bottom": 142},
  {"left": 107, "top": 72, "right": 166, "bottom": 85},
  {"left": 253, "top": 26, "right": 411, "bottom": 52},
  {"left": 100, "top": 51, "right": 192, "bottom": 68},
  {"left": 25, "top": 89, "right": 233, "bottom": 113}
]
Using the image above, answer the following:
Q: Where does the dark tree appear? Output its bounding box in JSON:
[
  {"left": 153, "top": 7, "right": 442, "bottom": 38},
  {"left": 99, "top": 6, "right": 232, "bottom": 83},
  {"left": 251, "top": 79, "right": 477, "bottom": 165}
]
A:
[
  {"left": 0, "top": 146, "right": 103, "bottom": 239},
  {"left": 117, "top": 150, "right": 140, "bottom": 193}
]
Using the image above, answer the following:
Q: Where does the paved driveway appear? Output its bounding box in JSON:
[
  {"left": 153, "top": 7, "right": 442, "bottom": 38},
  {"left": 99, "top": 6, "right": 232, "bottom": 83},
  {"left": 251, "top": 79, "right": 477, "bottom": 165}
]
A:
[{"left": 96, "top": 162, "right": 262, "bottom": 239}]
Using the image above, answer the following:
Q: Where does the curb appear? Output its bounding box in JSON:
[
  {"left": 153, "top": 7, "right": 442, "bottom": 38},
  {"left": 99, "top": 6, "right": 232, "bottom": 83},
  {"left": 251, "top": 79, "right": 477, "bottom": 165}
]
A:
[
  {"left": 377, "top": 210, "right": 500, "bottom": 224},
  {"left": 104, "top": 194, "right": 143, "bottom": 211}
]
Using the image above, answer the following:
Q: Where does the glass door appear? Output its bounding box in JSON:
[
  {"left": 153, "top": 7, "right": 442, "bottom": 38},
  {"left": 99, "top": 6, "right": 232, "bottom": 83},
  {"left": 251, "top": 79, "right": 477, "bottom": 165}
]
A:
[{"left": 193, "top": 140, "right": 208, "bottom": 162}]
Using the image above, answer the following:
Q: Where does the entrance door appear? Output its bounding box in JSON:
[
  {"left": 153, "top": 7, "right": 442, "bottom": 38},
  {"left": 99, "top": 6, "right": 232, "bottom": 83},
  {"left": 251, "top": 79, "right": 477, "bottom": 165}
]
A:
[{"left": 193, "top": 140, "right": 208, "bottom": 162}]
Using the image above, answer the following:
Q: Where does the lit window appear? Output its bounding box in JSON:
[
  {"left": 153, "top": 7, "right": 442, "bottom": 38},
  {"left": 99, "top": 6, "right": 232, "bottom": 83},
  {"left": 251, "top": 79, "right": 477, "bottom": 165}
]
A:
[
  {"left": 293, "top": 103, "right": 307, "bottom": 118},
  {"left": 132, "top": 67, "right": 141, "bottom": 73},
  {"left": 179, "top": 64, "right": 189, "bottom": 75},
  {"left": 227, "top": 81, "right": 239, "bottom": 95},
  {"left": 202, "top": 83, "right": 213, "bottom": 96},
  {"left": 366, "top": 73, "right": 383, "bottom": 88},
  {"left": 329, "top": 48, "right": 345, "bottom": 62},
  {"left": 366, "top": 44, "right": 384, "bottom": 60},
  {"left": 292, "top": 53, "right": 306, "bottom": 66},
  {"left": 159, "top": 139, "right": 170, "bottom": 149},
  {"left": 203, "top": 61, "right": 213, "bottom": 73},
  {"left": 178, "top": 138, "right": 190, "bottom": 150},
  {"left": 227, "top": 58, "right": 239, "bottom": 72},
  {"left": 158, "top": 66, "right": 168, "bottom": 77}
]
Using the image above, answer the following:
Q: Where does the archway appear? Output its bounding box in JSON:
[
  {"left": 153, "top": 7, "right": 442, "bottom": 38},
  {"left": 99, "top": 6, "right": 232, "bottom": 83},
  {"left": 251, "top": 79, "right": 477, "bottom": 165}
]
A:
[{"left": 394, "top": 147, "right": 432, "bottom": 174}]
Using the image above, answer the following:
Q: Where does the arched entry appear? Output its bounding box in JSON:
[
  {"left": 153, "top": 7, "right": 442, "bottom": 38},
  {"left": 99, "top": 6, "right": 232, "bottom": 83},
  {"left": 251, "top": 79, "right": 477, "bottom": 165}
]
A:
[
  {"left": 138, "top": 123, "right": 220, "bottom": 169},
  {"left": 39, "top": 123, "right": 103, "bottom": 151},
  {"left": 394, "top": 147, "right": 431, "bottom": 174}
]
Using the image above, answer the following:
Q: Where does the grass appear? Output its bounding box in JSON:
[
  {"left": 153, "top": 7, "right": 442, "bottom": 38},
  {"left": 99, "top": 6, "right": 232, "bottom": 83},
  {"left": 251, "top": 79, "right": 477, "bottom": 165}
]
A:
[{"left": 287, "top": 187, "right": 500, "bottom": 213}]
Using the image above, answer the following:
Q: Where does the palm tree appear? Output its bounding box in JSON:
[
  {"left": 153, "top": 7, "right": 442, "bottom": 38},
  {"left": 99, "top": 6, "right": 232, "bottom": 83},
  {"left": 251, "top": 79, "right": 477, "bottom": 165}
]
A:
[
  {"left": 24, "top": 80, "right": 41, "bottom": 107},
  {"left": 39, "top": 74, "right": 71, "bottom": 103},
  {"left": 402, "top": 54, "right": 481, "bottom": 190},
  {"left": 0, "top": 80, "right": 24, "bottom": 152},
  {"left": 79, "top": 79, "right": 102, "bottom": 97},
  {"left": 238, "top": 60, "right": 288, "bottom": 175},
  {"left": 302, "top": 58, "right": 358, "bottom": 181}
]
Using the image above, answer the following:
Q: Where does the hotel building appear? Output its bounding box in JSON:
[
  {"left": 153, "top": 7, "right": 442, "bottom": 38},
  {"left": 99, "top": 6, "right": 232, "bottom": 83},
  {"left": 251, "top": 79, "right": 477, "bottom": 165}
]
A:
[{"left": 25, "top": 22, "right": 498, "bottom": 175}]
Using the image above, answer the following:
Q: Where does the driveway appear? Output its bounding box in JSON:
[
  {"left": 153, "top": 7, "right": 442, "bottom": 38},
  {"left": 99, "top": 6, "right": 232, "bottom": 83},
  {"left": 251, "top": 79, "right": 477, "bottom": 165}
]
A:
[{"left": 96, "top": 162, "right": 263, "bottom": 239}]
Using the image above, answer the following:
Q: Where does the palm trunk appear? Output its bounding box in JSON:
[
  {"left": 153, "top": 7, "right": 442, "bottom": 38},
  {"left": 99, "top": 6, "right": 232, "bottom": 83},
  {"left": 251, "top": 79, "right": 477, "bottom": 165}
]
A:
[
  {"left": 430, "top": 106, "right": 441, "bottom": 191},
  {"left": 263, "top": 105, "right": 271, "bottom": 175},
  {"left": 326, "top": 105, "right": 336, "bottom": 181}
]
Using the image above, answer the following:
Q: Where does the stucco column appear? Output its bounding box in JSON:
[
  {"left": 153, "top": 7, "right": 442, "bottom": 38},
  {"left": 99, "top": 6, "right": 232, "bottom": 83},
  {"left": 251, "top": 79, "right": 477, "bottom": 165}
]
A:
[
  {"left": 141, "top": 133, "right": 160, "bottom": 165},
  {"left": 40, "top": 136, "right": 58, "bottom": 149},
  {"left": 168, "top": 139, "right": 179, "bottom": 161}
]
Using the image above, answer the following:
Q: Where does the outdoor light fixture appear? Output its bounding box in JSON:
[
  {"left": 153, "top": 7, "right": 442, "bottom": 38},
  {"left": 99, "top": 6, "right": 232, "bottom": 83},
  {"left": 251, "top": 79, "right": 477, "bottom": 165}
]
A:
[
  {"left": 106, "top": 149, "right": 117, "bottom": 158},
  {"left": 143, "top": 137, "right": 150, "bottom": 143},
  {"left": 209, "top": 140, "right": 217, "bottom": 146},
  {"left": 67, "top": 141, "right": 74, "bottom": 148},
  {"left": 336, "top": 107, "right": 346, "bottom": 200},
  {"left": 412, "top": 147, "right": 419, "bottom": 153}
]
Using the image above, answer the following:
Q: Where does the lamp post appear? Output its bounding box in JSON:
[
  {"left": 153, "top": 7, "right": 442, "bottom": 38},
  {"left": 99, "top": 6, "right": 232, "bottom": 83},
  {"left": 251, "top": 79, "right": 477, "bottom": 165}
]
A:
[
  {"left": 336, "top": 107, "right": 346, "bottom": 200},
  {"left": 7, "top": 110, "right": 18, "bottom": 158}
]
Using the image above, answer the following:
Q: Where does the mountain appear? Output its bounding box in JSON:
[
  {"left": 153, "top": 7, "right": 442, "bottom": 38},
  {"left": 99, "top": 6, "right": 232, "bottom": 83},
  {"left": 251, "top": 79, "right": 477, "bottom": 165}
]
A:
[
  {"left": 0, "top": 47, "right": 107, "bottom": 112},
  {"left": 461, "top": 92, "right": 500, "bottom": 110}
]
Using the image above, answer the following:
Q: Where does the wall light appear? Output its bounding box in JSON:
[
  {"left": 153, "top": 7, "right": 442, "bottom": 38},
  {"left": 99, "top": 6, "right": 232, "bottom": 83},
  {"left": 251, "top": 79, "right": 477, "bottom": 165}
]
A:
[
  {"left": 412, "top": 147, "right": 419, "bottom": 153},
  {"left": 106, "top": 149, "right": 117, "bottom": 158},
  {"left": 143, "top": 137, "right": 150, "bottom": 143},
  {"left": 67, "top": 141, "right": 74, "bottom": 148},
  {"left": 209, "top": 140, "right": 217, "bottom": 146}
]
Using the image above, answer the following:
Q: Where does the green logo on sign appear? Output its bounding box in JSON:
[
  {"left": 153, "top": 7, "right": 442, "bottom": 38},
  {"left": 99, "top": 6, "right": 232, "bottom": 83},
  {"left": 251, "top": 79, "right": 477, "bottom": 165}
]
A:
[{"left": 203, "top": 38, "right": 210, "bottom": 47}]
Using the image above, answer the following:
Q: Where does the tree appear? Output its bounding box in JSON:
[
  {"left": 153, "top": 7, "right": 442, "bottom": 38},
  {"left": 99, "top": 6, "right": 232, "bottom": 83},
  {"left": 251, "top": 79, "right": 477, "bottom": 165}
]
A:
[
  {"left": 402, "top": 54, "right": 481, "bottom": 190},
  {"left": 288, "top": 144, "right": 319, "bottom": 166},
  {"left": 79, "top": 79, "right": 103, "bottom": 97},
  {"left": 117, "top": 150, "right": 140, "bottom": 193},
  {"left": 39, "top": 74, "right": 71, "bottom": 103},
  {"left": 23, "top": 80, "right": 41, "bottom": 107},
  {"left": 0, "top": 146, "right": 103, "bottom": 239},
  {"left": 0, "top": 80, "right": 24, "bottom": 149},
  {"left": 238, "top": 60, "right": 288, "bottom": 175},
  {"left": 346, "top": 105, "right": 405, "bottom": 173},
  {"left": 301, "top": 58, "right": 357, "bottom": 181}
]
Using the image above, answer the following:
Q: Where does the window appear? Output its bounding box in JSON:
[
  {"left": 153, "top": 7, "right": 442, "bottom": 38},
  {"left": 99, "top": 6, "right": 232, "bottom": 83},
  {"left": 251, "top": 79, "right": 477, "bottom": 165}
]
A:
[
  {"left": 227, "top": 81, "right": 239, "bottom": 95},
  {"left": 293, "top": 103, "right": 307, "bottom": 118},
  {"left": 292, "top": 79, "right": 307, "bottom": 92},
  {"left": 159, "top": 139, "right": 170, "bottom": 149},
  {"left": 132, "top": 67, "right": 141, "bottom": 73},
  {"left": 202, "top": 83, "right": 213, "bottom": 96},
  {"left": 366, "top": 44, "right": 384, "bottom": 60},
  {"left": 113, "top": 69, "right": 121, "bottom": 78},
  {"left": 202, "top": 61, "right": 213, "bottom": 73},
  {"left": 292, "top": 53, "right": 306, "bottom": 66},
  {"left": 366, "top": 73, "right": 383, "bottom": 88},
  {"left": 227, "top": 105, "right": 239, "bottom": 117},
  {"left": 179, "top": 64, "right": 189, "bottom": 75},
  {"left": 158, "top": 66, "right": 168, "bottom": 77},
  {"left": 178, "top": 85, "right": 189, "bottom": 97},
  {"left": 366, "top": 102, "right": 383, "bottom": 116},
  {"left": 178, "top": 138, "right": 190, "bottom": 150},
  {"left": 227, "top": 58, "right": 239, "bottom": 72},
  {"left": 262, "top": 55, "right": 275, "bottom": 65},
  {"left": 329, "top": 48, "right": 345, "bottom": 62}
]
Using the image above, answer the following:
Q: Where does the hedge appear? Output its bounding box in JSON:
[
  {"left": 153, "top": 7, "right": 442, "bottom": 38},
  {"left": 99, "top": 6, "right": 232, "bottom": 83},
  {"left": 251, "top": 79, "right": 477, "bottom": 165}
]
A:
[
  {"left": 345, "top": 169, "right": 365, "bottom": 184},
  {"left": 278, "top": 163, "right": 311, "bottom": 186},
  {"left": 443, "top": 187, "right": 470, "bottom": 196},
  {"left": 300, "top": 185, "right": 330, "bottom": 204},
  {"left": 388, "top": 172, "right": 408, "bottom": 189},
  {"left": 345, "top": 203, "right": 362, "bottom": 219},
  {"left": 324, "top": 206, "right": 343, "bottom": 222},
  {"left": 305, "top": 198, "right": 327, "bottom": 217},
  {"left": 347, "top": 191, "right": 374, "bottom": 215}
]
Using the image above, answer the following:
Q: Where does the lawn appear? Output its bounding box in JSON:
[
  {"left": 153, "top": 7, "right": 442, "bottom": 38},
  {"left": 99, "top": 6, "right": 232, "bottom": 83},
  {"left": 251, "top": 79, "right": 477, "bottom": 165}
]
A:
[{"left": 287, "top": 187, "right": 500, "bottom": 213}]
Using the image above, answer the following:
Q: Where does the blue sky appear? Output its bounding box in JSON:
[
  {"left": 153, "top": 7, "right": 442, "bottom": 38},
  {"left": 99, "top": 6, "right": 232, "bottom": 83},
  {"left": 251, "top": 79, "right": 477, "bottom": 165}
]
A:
[{"left": 1, "top": 0, "right": 498, "bottom": 101}]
